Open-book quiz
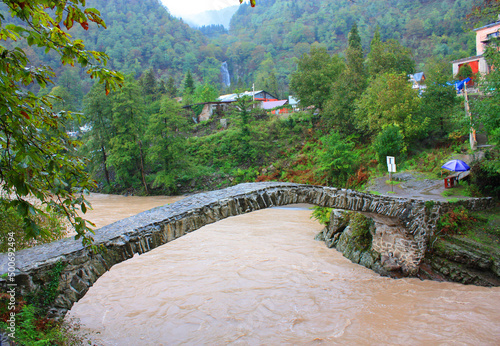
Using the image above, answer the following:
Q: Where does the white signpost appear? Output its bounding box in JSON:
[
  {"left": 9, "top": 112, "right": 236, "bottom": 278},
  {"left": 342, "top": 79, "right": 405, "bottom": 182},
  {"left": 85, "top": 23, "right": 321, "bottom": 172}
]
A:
[{"left": 387, "top": 156, "right": 396, "bottom": 192}]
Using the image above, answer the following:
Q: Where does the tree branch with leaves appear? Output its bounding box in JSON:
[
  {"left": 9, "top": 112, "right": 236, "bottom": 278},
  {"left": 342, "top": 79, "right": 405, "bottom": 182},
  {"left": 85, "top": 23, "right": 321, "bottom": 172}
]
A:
[{"left": 0, "top": 0, "right": 123, "bottom": 247}]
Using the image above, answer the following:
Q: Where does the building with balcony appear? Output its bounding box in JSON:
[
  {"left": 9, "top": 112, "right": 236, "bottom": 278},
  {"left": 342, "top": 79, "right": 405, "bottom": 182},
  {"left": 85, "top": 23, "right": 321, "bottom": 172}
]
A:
[{"left": 451, "top": 19, "right": 500, "bottom": 80}]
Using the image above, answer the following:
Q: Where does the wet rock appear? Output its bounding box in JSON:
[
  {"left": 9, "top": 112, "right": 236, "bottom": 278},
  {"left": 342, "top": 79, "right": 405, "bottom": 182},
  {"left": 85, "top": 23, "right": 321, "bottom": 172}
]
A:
[
  {"left": 314, "top": 229, "right": 326, "bottom": 241},
  {"left": 424, "top": 238, "right": 500, "bottom": 287},
  {"left": 381, "top": 255, "right": 402, "bottom": 272}
]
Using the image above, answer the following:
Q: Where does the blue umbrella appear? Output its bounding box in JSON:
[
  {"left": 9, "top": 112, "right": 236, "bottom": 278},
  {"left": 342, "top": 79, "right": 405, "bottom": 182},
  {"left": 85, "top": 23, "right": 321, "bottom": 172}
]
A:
[{"left": 441, "top": 159, "right": 470, "bottom": 172}]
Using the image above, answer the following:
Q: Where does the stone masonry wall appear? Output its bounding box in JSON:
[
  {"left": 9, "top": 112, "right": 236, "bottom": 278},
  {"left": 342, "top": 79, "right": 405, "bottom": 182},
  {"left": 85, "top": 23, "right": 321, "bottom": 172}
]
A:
[{"left": 0, "top": 182, "right": 493, "bottom": 317}]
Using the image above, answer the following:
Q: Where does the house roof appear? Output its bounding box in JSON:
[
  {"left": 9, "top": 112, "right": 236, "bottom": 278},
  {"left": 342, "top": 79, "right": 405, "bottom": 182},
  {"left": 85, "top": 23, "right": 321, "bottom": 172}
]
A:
[
  {"left": 218, "top": 90, "right": 263, "bottom": 102},
  {"left": 217, "top": 90, "right": 278, "bottom": 102},
  {"left": 451, "top": 55, "right": 484, "bottom": 64},
  {"left": 473, "top": 20, "right": 500, "bottom": 32},
  {"left": 412, "top": 72, "right": 425, "bottom": 82},
  {"left": 262, "top": 100, "right": 288, "bottom": 110}
]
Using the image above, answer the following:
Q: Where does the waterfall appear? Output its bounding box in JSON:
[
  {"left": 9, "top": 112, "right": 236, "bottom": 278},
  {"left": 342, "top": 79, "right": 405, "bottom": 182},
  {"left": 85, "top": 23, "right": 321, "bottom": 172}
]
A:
[{"left": 220, "top": 61, "right": 231, "bottom": 87}]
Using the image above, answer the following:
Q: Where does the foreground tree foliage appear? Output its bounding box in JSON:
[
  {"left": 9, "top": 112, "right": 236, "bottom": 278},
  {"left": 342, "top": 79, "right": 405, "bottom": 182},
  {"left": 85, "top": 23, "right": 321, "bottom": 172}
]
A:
[{"left": 0, "top": 0, "right": 122, "bottom": 246}]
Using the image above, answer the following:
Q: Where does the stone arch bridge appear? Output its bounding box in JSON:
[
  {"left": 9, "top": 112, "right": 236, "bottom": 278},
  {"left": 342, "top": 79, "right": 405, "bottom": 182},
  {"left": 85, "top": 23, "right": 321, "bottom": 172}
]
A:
[{"left": 0, "top": 182, "right": 493, "bottom": 317}]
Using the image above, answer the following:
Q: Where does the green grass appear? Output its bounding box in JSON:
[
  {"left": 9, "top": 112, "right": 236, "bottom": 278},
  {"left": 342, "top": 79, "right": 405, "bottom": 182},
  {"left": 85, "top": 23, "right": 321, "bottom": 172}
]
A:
[
  {"left": 441, "top": 189, "right": 454, "bottom": 197},
  {"left": 385, "top": 180, "right": 401, "bottom": 185},
  {"left": 445, "top": 197, "right": 467, "bottom": 202},
  {"left": 368, "top": 190, "right": 381, "bottom": 195},
  {"left": 467, "top": 207, "right": 500, "bottom": 250},
  {"left": 441, "top": 183, "right": 473, "bottom": 199}
]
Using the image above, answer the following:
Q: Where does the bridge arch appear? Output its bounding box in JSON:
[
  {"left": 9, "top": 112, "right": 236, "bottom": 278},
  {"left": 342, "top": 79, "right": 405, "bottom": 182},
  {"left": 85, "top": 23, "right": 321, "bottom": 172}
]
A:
[{"left": 0, "top": 182, "right": 492, "bottom": 317}]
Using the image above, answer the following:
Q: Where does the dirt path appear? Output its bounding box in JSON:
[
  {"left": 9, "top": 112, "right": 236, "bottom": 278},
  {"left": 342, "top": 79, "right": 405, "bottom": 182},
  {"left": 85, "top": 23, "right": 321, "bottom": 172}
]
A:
[
  {"left": 364, "top": 171, "right": 464, "bottom": 202},
  {"left": 363, "top": 151, "right": 486, "bottom": 201}
]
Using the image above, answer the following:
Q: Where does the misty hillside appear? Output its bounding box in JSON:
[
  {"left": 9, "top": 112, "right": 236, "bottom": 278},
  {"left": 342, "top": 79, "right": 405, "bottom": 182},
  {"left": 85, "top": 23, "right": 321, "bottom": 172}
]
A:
[{"left": 183, "top": 5, "right": 239, "bottom": 29}]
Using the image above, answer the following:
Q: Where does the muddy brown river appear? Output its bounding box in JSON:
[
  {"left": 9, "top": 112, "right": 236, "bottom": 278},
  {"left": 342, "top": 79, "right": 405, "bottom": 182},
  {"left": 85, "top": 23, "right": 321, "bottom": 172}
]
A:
[{"left": 67, "top": 195, "right": 500, "bottom": 345}]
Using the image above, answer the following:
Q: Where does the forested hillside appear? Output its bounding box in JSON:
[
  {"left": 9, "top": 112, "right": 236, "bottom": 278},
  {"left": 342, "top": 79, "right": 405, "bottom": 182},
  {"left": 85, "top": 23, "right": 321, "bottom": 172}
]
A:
[
  {"left": 74, "top": 0, "right": 207, "bottom": 80},
  {"left": 0, "top": 0, "right": 485, "bottom": 104},
  {"left": 219, "top": 0, "right": 481, "bottom": 94},
  {"left": 0, "top": 0, "right": 222, "bottom": 110}
]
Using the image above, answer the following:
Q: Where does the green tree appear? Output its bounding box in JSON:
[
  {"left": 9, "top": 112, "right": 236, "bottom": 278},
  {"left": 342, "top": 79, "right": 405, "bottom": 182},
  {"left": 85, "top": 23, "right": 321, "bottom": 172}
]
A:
[
  {"left": 456, "top": 63, "right": 474, "bottom": 80},
  {"left": 108, "top": 75, "right": 149, "bottom": 194},
  {"left": 146, "top": 97, "right": 188, "bottom": 193},
  {"left": 346, "top": 23, "right": 364, "bottom": 76},
  {"left": 367, "top": 28, "right": 415, "bottom": 77},
  {"left": 354, "top": 73, "right": 426, "bottom": 142},
  {"left": 290, "top": 47, "right": 345, "bottom": 110},
  {"left": 317, "top": 131, "right": 358, "bottom": 187},
  {"left": 230, "top": 95, "right": 256, "bottom": 164},
  {"left": 259, "top": 70, "right": 280, "bottom": 99},
  {"left": 183, "top": 70, "right": 195, "bottom": 95},
  {"left": 0, "top": 0, "right": 122, "bottom": 245},
  {"left": 57, "top": 67, "right": 84, "bottom": 111},
  {"left": 182, "top": 70, "right": 196, "bottom": 105},
  {"left": 419, "top": 82, "right": 459, "bottom": 136},
  {"left": 47, "top": 85, "right": 79, "bottom": 131},
  {"left": 140, "top": 68, "right": 158, "bottom": 99},
  {"left": 165, "top": 76, "right": 178, "bottom": 98},
  {"left": 199, "top": 57, "right": 221, "bottom": 85},
  {"left": 194, "top": 83, "right": 219, "bottom": 103},
  {"left": 373, "top": 125, "right": 406, "bottom": 170},
  {"left": 82, "top": 82, "right": 115, "bottom": 187},
  {"left": 474, "top": 39, "right": 500, "bottom": 148},
  {"left": 325, "top": 23, "right": 367, "bottom": 133}
]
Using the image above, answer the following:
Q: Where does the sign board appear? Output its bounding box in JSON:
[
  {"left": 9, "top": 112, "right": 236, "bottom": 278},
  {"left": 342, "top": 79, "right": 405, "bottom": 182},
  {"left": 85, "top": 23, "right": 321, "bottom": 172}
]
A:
[{"left": 387, "top": 156, "right": 396, "bottom": 173}]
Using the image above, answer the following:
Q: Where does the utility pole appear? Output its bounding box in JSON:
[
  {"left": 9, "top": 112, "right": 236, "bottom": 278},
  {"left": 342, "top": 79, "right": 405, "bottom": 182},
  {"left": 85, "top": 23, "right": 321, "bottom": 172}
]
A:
[{"left": 463, "top": 85, "right": 477, "bottom": 150}]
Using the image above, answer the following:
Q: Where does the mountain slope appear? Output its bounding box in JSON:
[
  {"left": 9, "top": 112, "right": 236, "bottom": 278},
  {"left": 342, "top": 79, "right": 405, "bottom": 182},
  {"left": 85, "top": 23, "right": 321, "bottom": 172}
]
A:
[
  {"left": 217, "top": 0, "right": 479, "bottom": 92},
  {"left": 75, "top": 0, "right": 208, "bottom": 81}
]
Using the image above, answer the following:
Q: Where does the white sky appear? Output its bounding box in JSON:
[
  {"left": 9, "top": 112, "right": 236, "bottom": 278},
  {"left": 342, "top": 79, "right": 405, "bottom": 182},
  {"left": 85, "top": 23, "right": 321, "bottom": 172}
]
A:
[{"left": 160, "top": 0, "right": 243, "bottom": 17}]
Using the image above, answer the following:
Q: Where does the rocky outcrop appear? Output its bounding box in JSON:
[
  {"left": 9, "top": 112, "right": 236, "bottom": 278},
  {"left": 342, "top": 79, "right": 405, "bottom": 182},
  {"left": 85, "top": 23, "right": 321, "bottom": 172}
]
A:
[
  {"left": 0, "top": 182, "right": 493, "bottom": 317},
  {"left": 420, "top": 237, "right": 500, "bottom": 286},
  {"left": 320, "top": 208, "right": 500, "bottom": 286},
  {"left": 317, "top": 210, "right": 412, "bottom": 277}
]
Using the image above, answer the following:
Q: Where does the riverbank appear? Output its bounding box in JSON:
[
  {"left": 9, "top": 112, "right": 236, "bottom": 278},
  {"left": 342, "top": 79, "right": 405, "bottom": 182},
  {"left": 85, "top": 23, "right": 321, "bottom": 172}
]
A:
[
  {"left": 331, "top": 170, "right": 500, "bottom": 286},
  {"left": 419, "top": 204, "right": 500, "bottom": 286}
]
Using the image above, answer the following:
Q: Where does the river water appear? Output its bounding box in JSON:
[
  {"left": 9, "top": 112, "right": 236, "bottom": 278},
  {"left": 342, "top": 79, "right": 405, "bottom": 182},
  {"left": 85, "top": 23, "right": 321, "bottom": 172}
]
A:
[{"left": 67, "top": 197, "right": 500, "bottom": 345}]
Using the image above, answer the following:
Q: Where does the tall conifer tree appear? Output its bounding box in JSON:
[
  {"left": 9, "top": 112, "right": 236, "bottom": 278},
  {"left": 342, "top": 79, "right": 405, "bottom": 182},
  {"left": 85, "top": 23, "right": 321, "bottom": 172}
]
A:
[{"left": 325, "top": 23, "right": 367, "bottom": 134}]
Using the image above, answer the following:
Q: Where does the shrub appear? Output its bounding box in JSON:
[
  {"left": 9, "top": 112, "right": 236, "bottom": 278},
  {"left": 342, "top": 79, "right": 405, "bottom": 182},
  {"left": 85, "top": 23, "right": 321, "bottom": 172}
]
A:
[
  {"left": 437, "top": 206, "right": 477, "bottom": 235},
  {"left": 469, "top": 149, "right": 500, "bottom": 199},
  {"left": 373, "top": 124, "right": 406, "bottom": 171},
  {"left": 311, "top": 206, "right": 332, "bottom": 226},
  {"left": 456, "top": 63, "right": 474, "bottom": 81}
]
